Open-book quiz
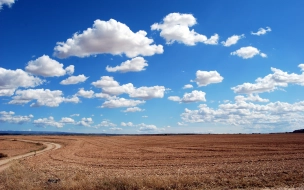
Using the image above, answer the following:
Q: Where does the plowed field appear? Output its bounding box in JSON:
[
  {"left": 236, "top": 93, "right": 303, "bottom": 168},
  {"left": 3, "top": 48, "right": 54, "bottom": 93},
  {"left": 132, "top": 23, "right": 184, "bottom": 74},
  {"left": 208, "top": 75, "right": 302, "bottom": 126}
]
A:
[
  {"left": 0, "top": 134, "right": 303, "bottom": 189},
  {"left": 0, "top": 138, "right": 45, "bottom": 158}
]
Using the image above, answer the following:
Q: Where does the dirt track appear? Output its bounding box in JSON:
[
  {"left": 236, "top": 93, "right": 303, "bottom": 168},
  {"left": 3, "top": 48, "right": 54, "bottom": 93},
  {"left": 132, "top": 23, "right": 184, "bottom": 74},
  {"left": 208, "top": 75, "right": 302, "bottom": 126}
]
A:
[{"left": 0, "top": 139, "right": 61, "bottom": 172}]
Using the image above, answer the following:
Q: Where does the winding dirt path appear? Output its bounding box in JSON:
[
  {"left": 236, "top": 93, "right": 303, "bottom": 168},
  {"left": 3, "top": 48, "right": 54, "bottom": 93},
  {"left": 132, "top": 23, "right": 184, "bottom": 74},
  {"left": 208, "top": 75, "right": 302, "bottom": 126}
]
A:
[{"left": 0, "top": 139, "right": 61, "bottom": 172}]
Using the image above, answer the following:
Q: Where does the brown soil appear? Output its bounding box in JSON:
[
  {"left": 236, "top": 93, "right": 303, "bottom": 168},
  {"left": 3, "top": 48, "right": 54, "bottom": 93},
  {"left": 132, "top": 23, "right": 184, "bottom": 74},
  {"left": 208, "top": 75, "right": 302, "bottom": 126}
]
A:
[
  {"left": 0, "top": 138, "right": 45, "bottom": 158},
  {"left": 0, "top": 134, "right": 303, "bottom": 189}
]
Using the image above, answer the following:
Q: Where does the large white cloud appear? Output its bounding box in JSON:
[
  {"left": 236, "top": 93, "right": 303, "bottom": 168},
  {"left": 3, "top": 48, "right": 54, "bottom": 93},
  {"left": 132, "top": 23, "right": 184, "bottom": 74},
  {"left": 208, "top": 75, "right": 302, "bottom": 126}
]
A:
[
  {"left": 101, "top": 98, "right": 145, "bottom": 108},
  {"left": 0, "top": 111, "right": 33, "bottom": 124},
  {"left": 0, "top": 0, "right": 15, "bottom": 10},
  {"left": 25, "top": 55, "right": 74, "bottom": 77},
  {"left": 181, "top": 98, "right": 304, "bottom": 131},
  {"left": 251, "top": 27, "right": 271, "bottom": 36},
  {"left": 92, "top": 76, "right": 166, "bottom": 99},
  {"left": 221, "top": 34, "right": 244, "bottom": 47},
  {"left": 106, "top": 57, "right": 148, "bottom": 73},
  {"left": 232, "top": 65, "right": 304, "bottom": 94},
  {"left": 194, "top": 70, "right": 224, "bottom": 86},
  {"left": 230, "top": 46, "right": 266, "bottom": 59},
  {"left": 60, "top": 74, "right": 88, "bottom": 85},
  {"left": 151, "top": 13, "right": 218, "bottom": 45},
  {"left": 54, "top": 19, "right": 163, "bottom": 58},
  {"left": 168, "top": 90, "right": 206, "bottom": 103},
  {"left": 0, "top": 67, "right": 44, "bottom": 96},
  {"left": 8, "top": 89, "right": 79, "bottom": 107}
]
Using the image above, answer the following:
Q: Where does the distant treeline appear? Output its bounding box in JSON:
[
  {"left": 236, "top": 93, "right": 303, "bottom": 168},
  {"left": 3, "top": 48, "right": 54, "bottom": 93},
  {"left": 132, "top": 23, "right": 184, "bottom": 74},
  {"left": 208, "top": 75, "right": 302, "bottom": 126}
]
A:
[{"left": 293, "top": 129, "right": 304, "bottom": 133}]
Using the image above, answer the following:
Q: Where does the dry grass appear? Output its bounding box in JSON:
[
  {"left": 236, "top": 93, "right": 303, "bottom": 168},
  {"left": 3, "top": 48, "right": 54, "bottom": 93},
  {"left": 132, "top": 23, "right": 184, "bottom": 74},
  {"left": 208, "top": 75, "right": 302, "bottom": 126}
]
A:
[{"left": 0, "top": 134, "right": 304, "bottom": 189}]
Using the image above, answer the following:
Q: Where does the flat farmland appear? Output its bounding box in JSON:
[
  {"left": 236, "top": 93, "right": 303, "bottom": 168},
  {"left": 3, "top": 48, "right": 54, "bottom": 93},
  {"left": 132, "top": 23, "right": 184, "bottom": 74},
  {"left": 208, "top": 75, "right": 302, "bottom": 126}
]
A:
[
  {"left": 0, "top": 138, "right": 45, "bottom": 158},
  {"left": 0, "top": 134, "right": 304, "bottom": 189}
]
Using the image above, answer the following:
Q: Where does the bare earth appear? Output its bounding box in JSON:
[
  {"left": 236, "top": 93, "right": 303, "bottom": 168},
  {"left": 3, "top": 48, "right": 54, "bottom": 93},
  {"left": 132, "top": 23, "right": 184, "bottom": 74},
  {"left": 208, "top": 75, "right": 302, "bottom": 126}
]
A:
[
  {"left": 0, "top": 139, "right": 61, "bottom": 172},
  {"left": 0, "top": 138, "right": 45, "bottom": 158},
  {"left": 0, "top": 134, "right": 303, "bottom": 189}
]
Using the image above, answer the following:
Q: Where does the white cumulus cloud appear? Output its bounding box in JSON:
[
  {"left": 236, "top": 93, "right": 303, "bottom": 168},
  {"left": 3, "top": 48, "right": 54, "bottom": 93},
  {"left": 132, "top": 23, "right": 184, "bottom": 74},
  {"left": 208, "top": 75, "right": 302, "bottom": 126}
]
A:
[
  {"left": 129, "top": 86, "right": 166, "bottom": 100},
  {"left": 25, "top": 55, "right": 73, "bottom": 77},
  {"left": 92, "top": 76, "right": 166, "bottom": 99},
  {"left": 151, "top": 13, "right": 218, "bottom": 45},
  {"left": 181, "top": 99, "right": 304, "bottom": 131},
  {"left": 106, "top": 57, "right": 148, "bottom": 73},
  {"left": 121, "top": 122, "right": 134, "bottom": 127},
  {"left": 230, "top": 46, "right": 266, "bottom": 59},
  {"left": 94, "top": 92, "right": 113, "bottom": 99},
  {"left": 63, "top": 96, "right": 80, "bottom": 104},
  {"left": 122, "top": 107, "right": 144, "bottom": 112},
  {"left": 33, "top": 116, "right": 63, "bottom": 128},
  {"left": 0, "top": 67, "right": 44, "bottom": 96},
  {"left": 183, "top": 84, "right": 193, "bottom": 89},
  {"left": 221, "top": 34, "right": 244, "bottom": 47},
  {"left": 95, "top": 120, "right": 117, "bottom": 127},
  {"left": 101, "top": 98, "right": 145, "bottom": 108},
  {"left": 234, "top": 94, "right": 269, "bottom": 103},
  {"left": 137, "top": 123, "right": 165, "bottom": 132},
  {"left": 0, "top": 111, "right": 33, "bottom": 124},
  {"left": 54, "top": 19, "right": 163, "bottom": 58},
  {"left": 91, "top": 76, "right": 120, "bottom": 88},
  {"left": 65, "top": 65, "right": 74, "bottom": 75},
  {"left": 194, "top": 70, "right": 224, "bottom": 86},
  {"left": 181, "top": 90, "right": 206, "bottom": 103},
  {"left": 299, "top": 64, "right": 304, "bottom": 71},
  {"left": 168, "top": 96, "right": 181, "bottom": 102},
  {"left": 59, "top": 117, "right": 75, "bottom": 124},
  {"left": 60, "top": 74, "right": 88, "bottom": 85},
  {"left": 169, "top": 90, "right": 206, "bottom": 103},
  {"left": 232, "top": 65, "right": 304, "bottom": 94},
  {"left": 0, "top": 0, "right": 15, "bottom": 10},
  {"left": 251, "top": 27, "right": 271, "bottom": 36},
  {"left": 77, "top": 117, "right": 93, "bottom": 127},
  {"left": 260, "top": 53, "right": 267, "bottom": 58},
  {"left": 76, "top": 88, "right": 94, "bottom": 98},
  {"left": 9, "top": 89, "right": 79, "bottom": 107}
]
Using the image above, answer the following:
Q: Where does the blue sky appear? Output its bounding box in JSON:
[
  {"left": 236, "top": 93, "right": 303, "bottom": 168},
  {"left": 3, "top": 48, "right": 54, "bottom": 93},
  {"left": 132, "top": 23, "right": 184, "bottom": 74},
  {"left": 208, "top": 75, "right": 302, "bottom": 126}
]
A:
[{"left": 1, "top": 0, "right": 304, "bottom": 134}]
